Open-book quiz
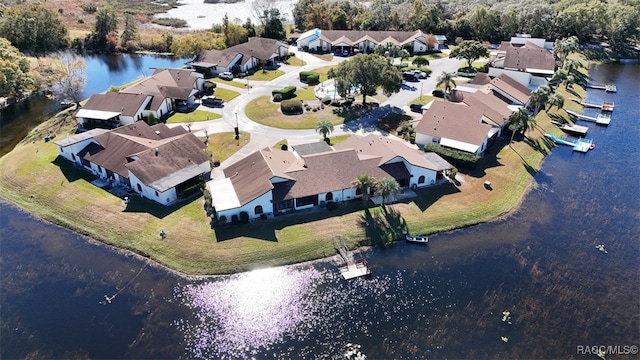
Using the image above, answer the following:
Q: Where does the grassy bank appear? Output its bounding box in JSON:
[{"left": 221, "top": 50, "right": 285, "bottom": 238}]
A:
[{"left": 0, "top": 64, "right": 587, "bottom": 276}]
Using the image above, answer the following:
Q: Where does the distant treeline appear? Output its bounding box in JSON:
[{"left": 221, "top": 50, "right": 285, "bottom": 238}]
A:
[{"left": 293, "top": 0, "right": 639, "bottom": 55}]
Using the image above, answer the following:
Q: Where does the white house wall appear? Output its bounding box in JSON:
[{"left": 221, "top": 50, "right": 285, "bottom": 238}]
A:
[
  {"left": 129, "top": 171, "right": 177, "bottom": 205},
  {"left": 217, "top": 190, "right": 273, "bottom": 221},
  {"left": 488, "top": 68, "right": 532, "bottom": 87},
  {"left": 56, "top": 138, "right": 97, "bottom": 164},
  {"left": 415, "top": 133, "right": 437, "bottom": 148},
  {"left": 406, "top": 163, "right": 437, "bottom": 187}
]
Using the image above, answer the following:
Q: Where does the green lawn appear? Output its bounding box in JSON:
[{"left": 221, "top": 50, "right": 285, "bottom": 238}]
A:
[
  {"left": 213, "top": 87, "right": 241, "bottom": 102},
  {"left": 244, "top": 95, "right": 372, "bottom": 129},
  {"left": 166, "top": 109, "right": 222, "bottom": 123},
  {"left": 207, "top": 131, "right": 251, "bottom": 162},
  {"left": 248, "top": 69, "right": 285, "bottom": 81},
  {"left": 210, "top": 78, "right": 246, "bottom": 89}
]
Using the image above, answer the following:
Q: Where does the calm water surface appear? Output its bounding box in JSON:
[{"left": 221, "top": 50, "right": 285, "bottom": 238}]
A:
[{"left": 0, "top": 63, "right": 638, "bottom": 359}]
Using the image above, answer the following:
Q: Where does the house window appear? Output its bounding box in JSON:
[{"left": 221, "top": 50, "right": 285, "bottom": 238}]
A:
[
  {"left": 355, "top": 187, "right": 362, "bottom": 196},
  {"left": 418, "top": 176, "right": 426, "bottom": 184},
  {"left": 136, "top": 184, "right": 142, "bottom": 192},
  {"left": 71, "top": 154, "right": 76, "bottom": 161},
  {"left": 255, "top": 205, "right": 263, "bottom": 215},
  {"left": 155, "top": 191, "right": 159, "bottom": 197},
  {"left": 325, "top": 192, "right": 333, "bottom": 201}
]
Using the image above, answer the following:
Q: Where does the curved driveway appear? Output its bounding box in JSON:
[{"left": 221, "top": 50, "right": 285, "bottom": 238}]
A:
[{"left": 183, "top": 50, "right": 463, "bottom": 169}]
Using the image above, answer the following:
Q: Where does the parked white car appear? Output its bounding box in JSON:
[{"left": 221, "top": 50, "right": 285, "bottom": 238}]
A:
[{"left": 219, "top": 72, "right": 234, "bottom": 80}]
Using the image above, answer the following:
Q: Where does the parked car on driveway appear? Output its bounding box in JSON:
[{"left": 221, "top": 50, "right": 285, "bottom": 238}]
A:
[
  {"left": 201, "top": 96, "right": 224, "bottom": 107},
  {"left": 402, "top": 71, "right": 418, "bottom": 82},
  {"left": 409, "top": 103, "right": 424, "bottom": 113},
  {"left": 414, "top": 70, "right": 428, "bottom": 79},
  {"left": 218, "top": 72, "right": 233, "bottom": 80},
  {"left": 432, "top": 89, "right": 445, "bottom": 98}
]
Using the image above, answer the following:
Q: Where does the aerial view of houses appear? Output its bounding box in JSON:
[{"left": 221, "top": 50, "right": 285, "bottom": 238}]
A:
[{"left": 3, "top": 1, "right": 638, "bottom": 358}]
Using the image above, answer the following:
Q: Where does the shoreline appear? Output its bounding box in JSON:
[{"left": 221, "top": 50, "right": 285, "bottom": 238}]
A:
[{"left": 0, "top": 58, "right": 588, "bottom": 276}]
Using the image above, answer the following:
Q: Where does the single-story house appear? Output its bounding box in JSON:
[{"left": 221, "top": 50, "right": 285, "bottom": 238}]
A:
[
  {"left": 487, "top": 73, "right": 533, "bottom": 106},
  {"left": 296, "top": 29, "right": 444, "bottom": 54},
  {"left": 55, "top": 121, "right": 211, "bottom": 206},
  {"left": 414, "top": 101, "right": 497, "bottom": 156},
  {"left": 490, "top": 38, "right": 556, "bottom": 87},
  {"left": 188, "top": 37, "right": 289, "bottom": 77},
  {"left": 78, "top": 68, "right": 204, "bottom": 129},
  {"left": 207, "top": 134, "right": 453, "bottom": 221}
]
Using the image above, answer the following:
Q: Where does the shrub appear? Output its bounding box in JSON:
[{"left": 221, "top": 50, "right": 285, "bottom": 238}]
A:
[
  {"left": 326, "top": 201, "right": 339, "bottom": 210},
  {"left": 272, "top": 85, "right": 297, "bottom": 100},
  {"left": 152, "top": 17, "right": 188, "bottom": 28},
  {"left": 424, "top": 143, "right": 481, "bottom": 168},
  {"left": 82, "top": 2, "right": 97, "bottom": 13},
  {"left": 239, "top": 211, "right": 249, "bottom": 224},
  {"left": 281, "top": 99, "right": 303, "bottom": 114},
  {"left": 218, "top": 215, "right": 227, "bottom": 225},
  {"left": 260, "top": 213, "right": 268, "bottom": 220},
  {"left": 412, "top": 56, "right": 429, "bottom": 66},
  {"left": 273, "top": 93, "right": 283, "bottom": 102},
  {"left": 300, "top": 71, "right": 320, "bottom": 85}
]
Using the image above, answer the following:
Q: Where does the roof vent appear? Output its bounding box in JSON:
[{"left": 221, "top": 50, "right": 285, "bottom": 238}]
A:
[{"left": 155, "top": 148, "right": 159, "bottom": 156}]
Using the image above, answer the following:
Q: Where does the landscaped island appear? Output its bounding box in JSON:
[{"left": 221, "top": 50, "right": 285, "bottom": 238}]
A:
[{"left": 0, "top": 85, "right": 583, "bottom": 276}]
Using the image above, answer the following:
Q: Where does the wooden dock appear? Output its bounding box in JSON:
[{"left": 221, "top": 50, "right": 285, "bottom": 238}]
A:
[
  {"left": 551, "top": 120, "right": 589, "bottom": 136},
  {"left": 566, "top": 109, "right": 612, "bottom": 125},
  {"left": 335, "top": 235, "right": 371, "bottom": 280},
  {"left": 586, "top": 83, "right": 617, "bottom": 93}
]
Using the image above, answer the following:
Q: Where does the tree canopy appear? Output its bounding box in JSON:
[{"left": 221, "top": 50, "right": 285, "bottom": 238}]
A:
[
  {"left": 0, "top": 4, "right": 68, "bottom": 55},
  {"left": 261, "top": 8, "right": 286, "bottom": 40},
  {"left": 0, "top": 37, "right": 33, "bottom": 97},
  {"left": 327, "top": 54, "right": 402, "bottom": 105},
  {"left": 449, "top": 40, "right": 488, "bottom": 70}
]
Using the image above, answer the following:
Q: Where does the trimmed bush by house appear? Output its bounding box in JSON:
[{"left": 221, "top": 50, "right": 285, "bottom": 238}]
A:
[
  {"left": 281, "top": 99, "right": 303, "bottom": 114},
  {"left": 272, "top": 86, "right": 297, "bottom": 101},
  {"left": 424, "top": 143, "right": 481, "bottom": 168},
  {"left": 299, "top": 71, "right": 320, "bottom": 85}
]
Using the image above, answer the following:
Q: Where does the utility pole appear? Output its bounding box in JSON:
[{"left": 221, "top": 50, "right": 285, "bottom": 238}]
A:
[{"left": 234, "top": 112, "right": 240, "bottom": 146}]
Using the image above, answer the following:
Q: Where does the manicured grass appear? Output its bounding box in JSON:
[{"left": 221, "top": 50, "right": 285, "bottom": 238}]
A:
[
  {"left": 410, "top": 95, "right": 439, "bottom": 105},
  {"left": 0, "top": 56, "right": 591, "bottom": 275},
  {"left": 166, "top": 109, "right": 222, "bottom": 123},
  {"left": 248, "top": 69, "right": 285, "bottom": 81},
  {"left": 244, "top": 96, "right": 371, "bottom": 129},
  {"left": 310, "top": 53, "right": 334, "bottom": 62},
  {"left": 286, "top": 56, "right": 304, "bottom": 66},
  {"left": 273, "top": 139, "right": 288, "bottom": 149},
  {"left": 207, "top": 131, "right": 251, "bottom": 162},
  {"left": 213, "top": 87, "right": 241, "bottom": 102},
  {"left": 210, "top": 78, "right": 246, "bottom": 89},
  {"left": 328, "top": 134, "right": 352, "bottom": 145}
]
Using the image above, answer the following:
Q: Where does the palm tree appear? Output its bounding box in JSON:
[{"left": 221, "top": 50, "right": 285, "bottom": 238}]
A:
[
  {"left": 352, "top": 174, "right": 376, "bottom": 204},
  {"left": 546, "top": 92, "right": 565, "bottom": 113},
  {"left": 436, "top": 71, "right": 456, "bottom": 100},
  {"left": 528, "top": 86, "right": 551, "bottom": 115},
  {"left": 315, "top": 119, "right": 334, "bottom": 140},
  {"left": 374, "top": 177, "right": 401, "bottom": 205},
  {"left": 508, "top": 108, "right": 537, "bottom": 145}
]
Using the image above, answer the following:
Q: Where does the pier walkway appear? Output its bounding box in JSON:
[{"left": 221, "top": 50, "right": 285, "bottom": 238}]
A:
[{"left": 566, "top": 109, "right": 612, "bottom": 125}]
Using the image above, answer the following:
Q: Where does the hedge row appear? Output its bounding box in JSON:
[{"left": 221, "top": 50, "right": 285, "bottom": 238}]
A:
[
  {"left": 424, "top": 143, "right": 481, "bottom": 168},
  {"left": 272, "top": 86, "right": 297, "bottom": 102},
  {"left": 299, "top": 71, "right": 320, "bottom": 85}
]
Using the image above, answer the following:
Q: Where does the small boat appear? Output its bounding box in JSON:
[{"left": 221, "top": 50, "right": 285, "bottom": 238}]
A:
[{"left": 405, "top": 234, "right": 429, "bottom": 244}]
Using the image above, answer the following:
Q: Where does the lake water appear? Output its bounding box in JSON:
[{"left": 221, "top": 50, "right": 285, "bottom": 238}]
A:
[
  {"left": 1, "top": 63, "right": 638, "bottom": 359},
  {"left": 0, "top": 53, "right": 187, "bottom": 157}
]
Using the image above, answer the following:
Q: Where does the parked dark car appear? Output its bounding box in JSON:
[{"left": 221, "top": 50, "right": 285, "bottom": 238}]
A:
[
  {"left": 409, "top": 103, "right": 423, "bottom": 113},
  {"left": 432, "top": 89, "right": 445, "bottom": 98},
  {"left": 402, "top": 71, "right": 418, "bottom": 82},
  {"left": 201, "top": 96, "right": 224, "bottom": 107}
]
